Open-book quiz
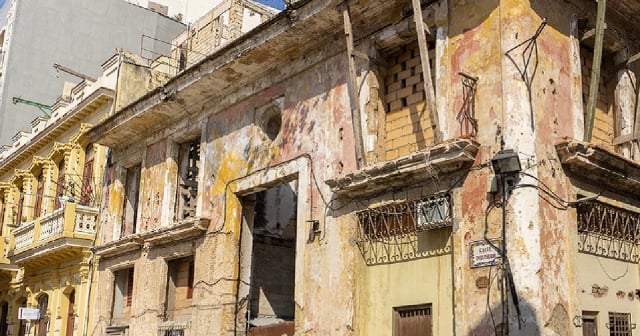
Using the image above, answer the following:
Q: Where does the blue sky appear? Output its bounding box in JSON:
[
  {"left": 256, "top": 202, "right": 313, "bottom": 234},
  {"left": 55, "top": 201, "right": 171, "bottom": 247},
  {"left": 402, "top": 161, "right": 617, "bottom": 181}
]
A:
[{"left": 256, "top": 0, "right": 285, "bottom": 11}]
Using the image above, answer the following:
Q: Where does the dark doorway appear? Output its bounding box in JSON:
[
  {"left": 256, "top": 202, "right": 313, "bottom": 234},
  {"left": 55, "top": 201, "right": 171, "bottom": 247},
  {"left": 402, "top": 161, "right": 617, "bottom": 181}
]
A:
[
  {"left": 36, "top": 294, "right": 48, "bottom": 336},
  {"left": 241, "top": 181, "right": 297, "bottom": 336},
  {"left": 17, "top": 299, "right": 26, "bottom": 336},
  {"left": 0, "top": 301, "right": 8, "bottom": 336}
]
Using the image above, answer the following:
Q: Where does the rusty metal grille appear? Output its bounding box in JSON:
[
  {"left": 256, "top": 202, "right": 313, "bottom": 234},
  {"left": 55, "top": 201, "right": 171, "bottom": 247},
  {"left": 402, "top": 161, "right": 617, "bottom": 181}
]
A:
[
  {"left": 577, "top": 201, "right": 640, "bottom": 263},
  {"left": 356, "top": 194, "right": 451, "bottom": 242},
  {"left": 158, "top": 323, "right": 189, "bottom": 336},
  {"left": 608, "top": 312, "right": 632, "bottom": 335}
]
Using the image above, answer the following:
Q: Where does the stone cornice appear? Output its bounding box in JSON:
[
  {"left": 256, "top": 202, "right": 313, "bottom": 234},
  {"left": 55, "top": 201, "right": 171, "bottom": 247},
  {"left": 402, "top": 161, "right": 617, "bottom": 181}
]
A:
[
  {"left": 326, "top": 138, "right": 480, "bottom": 197},
  {"left": 141, "top": 217, "right": 209, "bottom": 246},
  {"left": 555, "top": 138, "right": 640, "bottom": 196}
]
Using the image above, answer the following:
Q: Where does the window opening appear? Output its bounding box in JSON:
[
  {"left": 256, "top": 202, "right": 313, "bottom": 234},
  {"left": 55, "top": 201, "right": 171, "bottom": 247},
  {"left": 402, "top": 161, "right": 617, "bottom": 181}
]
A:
[
  {"left": 36, "top": 294, "right": 49, "bottom": 336},
  {"left": 0, "top": 194, "right": 5, "bottom": 235},
  {"left": 34, "top": 172, "right": 45, "bottom": 218},
  {"left": 393, "top": 304, "right": 432, "bottom": 336},
  {"left": 80, "top": 144, "right": 95, "bottom": 206},
  {"left": 165, "top": 257, "right": 195, "bottom": 321},
  {"left": 17, "top": 299, "right": 27, "bottom": 336},
  {"left": 241, "top": 181, "right": 297, "bottom": 336},
  {"left": 112, "top": 268, "right": 134, "bottom": 320},
  {"left": 55, "top": 159, "right": 66, "bottom": 209},
  {"left": 15, "top": 182, "right": 24, "bottom": 225},
  {"left": 608, "top": 312, "right": 631, "bottom": 336},
  {"left": 66, "top": 290, "right": 75, "bottom": 336},
  {"left": 121, "top": 165, "right": 141, "bottom": 237},
  {"left": 176, "top": 139, "right": 200, "bottom": 221},
  {"left": 582, "top": 311, "right": 598, "bottom": 336},
  {"left": 0, "top": 301, "right": 8, "bottom": 336}
]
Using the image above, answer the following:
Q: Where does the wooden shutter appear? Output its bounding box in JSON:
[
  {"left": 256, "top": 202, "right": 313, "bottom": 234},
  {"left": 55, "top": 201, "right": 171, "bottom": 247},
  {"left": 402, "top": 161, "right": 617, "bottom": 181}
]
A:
[
  {"left": 0, "top": 197, "right": 5, "bottom": 234},
  {"left": 16, "top": 189, "right": 24, "bottom": 225},
  {"left": 34, "top": 173, "right": 44, "bottom": 218},
  {"left": 126, "top": 268, "right": 134, "bottom": 307},
  {"left": 55, "top": 159, "right": 65, "bottom": 209},
  {"left": 187, "top": 259, "right": 194, "bottom": 299},
  {"left": 80, "top": 159, "right": 94, "bottom": 206},
  {"left": 66, "top": 291, "right": 75, "bottom": 336},
  {"left": 37, "top": 295, "right": 49, "bottom": 336},
  {"left": 582, "top": 317, "right": 597, "bottom": 336},
  {"left": 394, "top": 305, "right": 432, "bottom": 336}
]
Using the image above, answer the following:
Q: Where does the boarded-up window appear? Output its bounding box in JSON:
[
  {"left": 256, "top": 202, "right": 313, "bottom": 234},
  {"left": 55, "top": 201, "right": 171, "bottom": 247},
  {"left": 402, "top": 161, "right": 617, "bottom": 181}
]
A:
[
  {"left": 608, "top": 312, "right": 631, "bottom": 336},
  {"left": 175, "top": 139, "right": 200, "bottom": 221},
  {"left": 383, "top": 40, "right": 436, "bottom": 160},
  {"left": 122, "top": 165, "right": 141, "bottom": 237},
  {"left": 80, "top": 144, "right": 95, "bottom": 206},
  {"left": 394, "top": 305, "right": 432, "bottom": 336}
]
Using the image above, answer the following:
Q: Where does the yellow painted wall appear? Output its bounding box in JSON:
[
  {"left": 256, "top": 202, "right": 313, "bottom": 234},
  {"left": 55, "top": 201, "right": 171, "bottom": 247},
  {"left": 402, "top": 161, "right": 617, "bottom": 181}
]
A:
[
  {"left": 355, "top": 228, "right": 453, "bottom": 335},
  {"left": 577, "top": 253, "right": 640, "bottom": 336}
]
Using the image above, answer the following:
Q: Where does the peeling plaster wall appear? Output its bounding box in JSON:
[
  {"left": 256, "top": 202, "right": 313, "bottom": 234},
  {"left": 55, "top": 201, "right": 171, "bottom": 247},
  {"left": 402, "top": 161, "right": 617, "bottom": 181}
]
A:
[
  {"left": 92, "top": 49, "right": 355, "bottom": 336},
  {"left": 88, "top": 0, "right": 640, "bottom": 335}
]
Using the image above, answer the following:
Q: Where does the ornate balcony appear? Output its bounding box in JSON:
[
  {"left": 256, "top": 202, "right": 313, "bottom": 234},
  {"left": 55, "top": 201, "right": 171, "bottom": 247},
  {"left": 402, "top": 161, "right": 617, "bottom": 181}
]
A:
[{"left": 8, "top": 203, "right": 98, "bottom": 268}]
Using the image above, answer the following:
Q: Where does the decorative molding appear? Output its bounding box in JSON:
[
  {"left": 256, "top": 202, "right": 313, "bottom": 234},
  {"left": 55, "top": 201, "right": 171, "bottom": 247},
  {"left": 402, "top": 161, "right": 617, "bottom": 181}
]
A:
[
  {"left": 326, "top": 138, "right": 480, "bottom": 197},
  {"left": 555, "top": 138, "right": 640, "bottom": 196}
]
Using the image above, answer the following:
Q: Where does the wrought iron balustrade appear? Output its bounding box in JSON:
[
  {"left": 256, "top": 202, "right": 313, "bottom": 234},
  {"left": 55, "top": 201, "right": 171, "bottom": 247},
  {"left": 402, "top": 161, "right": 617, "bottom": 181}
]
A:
[
  {"left": 577, "top": 200, "right": 640, "bottom": 263},
  {"left": 356, "top": 193, "right": 452, "bottom": 242}
]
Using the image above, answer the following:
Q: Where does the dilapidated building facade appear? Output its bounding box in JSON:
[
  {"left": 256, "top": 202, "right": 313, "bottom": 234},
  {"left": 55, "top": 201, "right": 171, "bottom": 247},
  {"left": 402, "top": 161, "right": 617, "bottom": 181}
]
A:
[
  {"left": 86, "top": 0, "right": 640, "bottom": 336},
  {"left": 0, "top": 52, "right": 172, "bottom": 336}
]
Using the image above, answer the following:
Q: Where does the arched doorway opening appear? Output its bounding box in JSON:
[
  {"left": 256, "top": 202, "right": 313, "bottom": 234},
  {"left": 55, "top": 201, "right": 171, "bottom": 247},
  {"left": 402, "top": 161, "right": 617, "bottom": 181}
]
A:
[
  {"left": 17, "top": 298, "right": 27, "bottom": 336},
  {"left": 65, "top": 290, "right": 75, "bottom": 336},
  {"left": 36, "top": 294, "right": 48, "bottom": 336},
  {"left": 0, "top": 301, "right": 8, "bottom": 336}
]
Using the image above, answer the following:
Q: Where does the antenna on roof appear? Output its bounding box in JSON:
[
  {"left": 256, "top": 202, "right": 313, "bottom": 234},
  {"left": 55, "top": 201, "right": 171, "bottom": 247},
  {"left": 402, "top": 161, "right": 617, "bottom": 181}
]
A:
[
  {"left": 53, "top": 63, "right": 96, "bottom": 82},
  {"left": 12, "top": 97, "right": 51, "bottom": 117}
]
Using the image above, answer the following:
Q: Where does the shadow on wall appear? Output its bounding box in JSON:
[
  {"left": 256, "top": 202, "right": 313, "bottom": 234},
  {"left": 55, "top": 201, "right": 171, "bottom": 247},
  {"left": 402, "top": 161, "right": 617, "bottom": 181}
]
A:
[{"left": 468, "top": 285, "right": 549, "bottom": 335}]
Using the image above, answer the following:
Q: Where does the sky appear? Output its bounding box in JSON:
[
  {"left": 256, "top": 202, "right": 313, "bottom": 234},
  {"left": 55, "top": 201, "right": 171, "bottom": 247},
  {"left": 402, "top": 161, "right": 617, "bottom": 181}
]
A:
[{"left": 256, "top": 0, "right": 285, "bottom": 11}]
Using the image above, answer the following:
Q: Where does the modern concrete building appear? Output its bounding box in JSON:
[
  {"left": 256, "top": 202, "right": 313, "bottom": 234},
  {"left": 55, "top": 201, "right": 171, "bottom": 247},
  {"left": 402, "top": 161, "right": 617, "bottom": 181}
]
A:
[
  {"left": 0, "top": 0, "right": 185, "bottom": 145},
  {"left": 81, "top": 0, "right": 640, "bottom": 336},
  {"left": 123, "top": 0, "right": 229, "bottom": 23}
]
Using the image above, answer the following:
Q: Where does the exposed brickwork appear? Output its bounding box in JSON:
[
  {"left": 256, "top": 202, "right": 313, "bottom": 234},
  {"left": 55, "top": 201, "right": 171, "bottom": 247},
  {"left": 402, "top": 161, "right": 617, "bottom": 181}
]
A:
[
  {"left": 581, "top": 45, "right": 614, "bottom": 149},
  {"left": 383, "top": 41, "right": 436, "bottom": 160}
]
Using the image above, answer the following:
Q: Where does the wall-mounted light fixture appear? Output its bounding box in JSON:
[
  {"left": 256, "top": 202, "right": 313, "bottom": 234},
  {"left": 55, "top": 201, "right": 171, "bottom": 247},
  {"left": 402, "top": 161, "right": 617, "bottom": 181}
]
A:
[
  {"left": 307, "top": 220, "right": 320, "bottom": 243},
  {"left": 491, "top": 149, "right": 522, "bottom": 175}
]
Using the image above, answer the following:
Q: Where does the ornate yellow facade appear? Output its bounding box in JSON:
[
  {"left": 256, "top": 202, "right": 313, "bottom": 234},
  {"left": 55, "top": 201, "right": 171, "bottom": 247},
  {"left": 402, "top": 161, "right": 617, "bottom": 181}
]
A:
[{"left": 0, "top": 51, "right": 169, "bottom": 336}]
